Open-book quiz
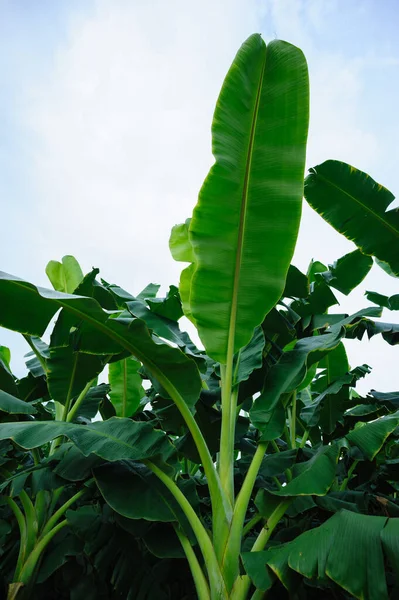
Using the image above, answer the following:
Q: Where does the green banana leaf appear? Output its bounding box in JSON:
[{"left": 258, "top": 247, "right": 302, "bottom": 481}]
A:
[
  {"left": 109, "top": 357, "right": 145, "bottom": 417},
  {"left": 0, "top": 417, "right": 172, "bottom": 461},
  {"left": 46, "top": 255, "right": 84, "bottom": 293},
  {"left": 0, "top": 272, "right": 202, "bottom": 409},
  {"left": 304, "top": 160, "right": 399, "bottom": 276},
  {"left": 317, "top": 249, "right": 373, "bottom": 295},
  {"left": 266, "top": 510, "right": 399, "bottom": 600},
  {"left": 188, "top": 34, "right": 309, "bottom": 362}
]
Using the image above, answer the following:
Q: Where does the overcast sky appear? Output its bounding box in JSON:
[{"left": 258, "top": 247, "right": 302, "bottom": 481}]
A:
[{"left": 1, "top": 0, "right": 398, "bottom": 393}]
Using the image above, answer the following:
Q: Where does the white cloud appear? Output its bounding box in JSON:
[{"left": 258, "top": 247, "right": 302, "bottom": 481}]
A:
[
  {"left": 9, "top": 0, "right": 399, "bottom": 392},
  {"left": 22, "top": 0, "right": 261, "bottom": 292}
]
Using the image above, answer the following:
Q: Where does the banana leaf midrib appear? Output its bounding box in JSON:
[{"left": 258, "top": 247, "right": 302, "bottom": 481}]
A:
[
  {"left": 309, "top": 169, "right": 399, "bottom": 238},
  {"left": 227, "top": 46, "right": 267, "bottom": 359}
]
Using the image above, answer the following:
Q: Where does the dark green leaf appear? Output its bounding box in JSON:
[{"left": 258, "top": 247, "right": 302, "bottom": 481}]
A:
[
  {"left": 304, "top": 160, "right": 399, "bottom": 276},
  {"left": 0, "top": 417, "right": 173, "bottom": 462},
  {"left": 317, "top": 250, "right": 373, "bottom": 295}
]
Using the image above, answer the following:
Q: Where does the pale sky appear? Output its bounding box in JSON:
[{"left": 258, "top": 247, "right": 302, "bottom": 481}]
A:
[{"left": 1, "top": 0, "right": 398, "bottom": 394}]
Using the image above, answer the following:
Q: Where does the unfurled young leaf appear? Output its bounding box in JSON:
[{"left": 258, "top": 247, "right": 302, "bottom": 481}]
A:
[
  {"left": 187, "top": 35, "right": 309, "bottom": 362},
  {"left": 46, "top": 255, "right": 84, "bottom": 293}
]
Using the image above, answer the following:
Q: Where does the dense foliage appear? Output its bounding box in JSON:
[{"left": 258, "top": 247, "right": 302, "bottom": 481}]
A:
[{"left": 0, "top": 33, "right": 398, "bottom": 600}]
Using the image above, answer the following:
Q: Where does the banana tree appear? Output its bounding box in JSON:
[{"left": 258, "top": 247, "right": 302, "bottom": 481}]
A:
[{"left": 1, "top": 33, "right": 399, "bottom": 600}]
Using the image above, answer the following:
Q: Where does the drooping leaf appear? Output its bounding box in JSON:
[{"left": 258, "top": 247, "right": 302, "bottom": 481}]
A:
[
  {"left": 0, "top": 417, "right": 173, "bottom": 462},
  {"left": 317, "top": 250, "right": 373, "bottom": 295},
  {"left": 269, "top": 444, "right": 341, "bottom": 496},
  {"left": 369, "top": 389, "right": 399, "bottom": 408},
  {"left": 188, "top": 35, "right": 309, "bottom": 362},
  {"left": 267, "top": 510, "right": 398, "bottom": 600},
  {"left": 304, "top": 160, "right": 399, "bottom": 276},
  {"left": 0, "top": 390, "right": 37, "bottom": 414},
  {"left": 0, "top": 272, "right": 202, "bottom": 409},
  {"left": 109, "top": 357, "right": 145, "bottom": 418},
  {"left": 0, "top": 346, "right": 18, "bottom": 396},
  {"left": 94, "top": 461, "right": 199, "bottom": 524},
  {"left": 366, "top": 290, "right": 399, "bottom": 311},
  {"left": 46, "top": 255, "right": 84, "bottom": 293},
  {"left": 250, "top": 328, "right": 344, "bottom": 430},
  {"left": 346, "top": 411, "right": 399, "bottom": 460},
  {"left": 146, "top": 285, "right": 183, "bottom": 321}
]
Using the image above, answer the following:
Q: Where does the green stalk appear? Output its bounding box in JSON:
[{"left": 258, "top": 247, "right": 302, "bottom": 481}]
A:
[
  {"left": 174, "top": 526, "right": 211, "bottom": 600},
  {"left": 66, "top": 379, "right": 93, "bottom": 422},
  {"left": 242, "top": 514, "right": 262, "bottom": 537},
  {"left": 340, "top": 459, "right": 359, "bottom": 491},
  {"left": 299, "top": 429, "right": 309, "bottom": 448},
  {"left": 19, "top": 491, "right": 38, "bottom": 555},
  {"left": 174, "top": 389, "right": 231, "bottom": 562},
  {"left": 251, "top": 499, "right": 292, "bottom": 552},
  {"left": 251, "top": 589, "right": 266, "bottom": 599},
  {"left": 145, "top": 461, "right": 228, "bottom": 599},
  {"left": 290, "top": 391, "right": 297, "bottom": 448},
  {"left": 230, "top": 499, "right": 291, "bottom": 600},
  {"left": 61, "top": 354, "right": 79, "bottom": 419},
  {"left": 6, "top": 498, "right": 27, "bottom": 582},
  {"left": 40, "top": 487, "right": 88, "bottom": 538},
  {"left": 221, "top": 442, "right": 268, "bottom": 590},
  {"left": 18, "top": 520, "right": 68, "bottom": 585},
  {"left": 220, "top": 361, "right": 235, "bottom": 505}
]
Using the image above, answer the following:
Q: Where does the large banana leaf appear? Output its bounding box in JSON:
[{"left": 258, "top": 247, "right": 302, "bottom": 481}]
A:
[
  {"left": 0, "top": 272, "right": 201, "bottom": 408},
  {"left": 0, "top": 417, "right": 172, "bottom": 461},
  {"left": 346, "top": 410, "right": 399, "bottom": 460},
  {"left": 265, "top": 510, "right": 399, "bottom": 600},
  {"left": 304, "top": 160, "right": 399, "bottom": 276},
  {"left": 188, "top": 34, "right": 309, "bottom": 362}
]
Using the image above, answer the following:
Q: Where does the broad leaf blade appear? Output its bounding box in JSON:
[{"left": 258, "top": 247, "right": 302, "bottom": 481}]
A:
[
  {"left": 304, "top": 160, "right": 399, "bottom": 275},
  {"left": 189, "top": 35, "right": 309, "bottom": 362},
  {"left": 0, "top": 417, "right": 172, "bottom": 461},
  {"left": 0, "top": 272, "right": 202, "bottom": 409},
  {"left": 109, "top": 357, "right": 145, "bottom": 418}
]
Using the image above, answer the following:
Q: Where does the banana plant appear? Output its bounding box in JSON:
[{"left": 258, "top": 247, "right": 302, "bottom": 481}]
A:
[{"left": 0, "top": 33, "right": 399, "bottom": 600}]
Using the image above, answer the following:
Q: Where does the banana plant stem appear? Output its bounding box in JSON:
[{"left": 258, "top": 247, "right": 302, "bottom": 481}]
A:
[
  {"left": 242, "top": 514, "right": 262, "bottom": 537},
  {"left": 19, "top": 491, "right": 38, "bottom": 554},
  {"left": 220, "top": 360, "right": 235, "bottom": 506},
  {"left": 290, "top": 391, "right": 297, "bottom": 448},
  {"left": 66, "top": 379, "right": 94, "bottom": 422},
  {"left": 18, "top": 520, "right": 68, "bottom": 585},
  {"left": 174, "top": 525, "right": 211, "bottom": 600},
  {"left": 145, "top": 461, "right": 228, "bottom": 600},
  {"left": 340, "top": 459, "right": 359, "bottom": 491},
  {"left": 221, "top": 442, "right": 268, "bottom": 591},
  {"left": 231, "top": 499, "right": 292, "bottom": 600},
  {"left": 41, "top": 486, "right": 88, "bottom": 538},
  {"left": 6, "top": 498, "right": 27, "bottom": 581}
]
